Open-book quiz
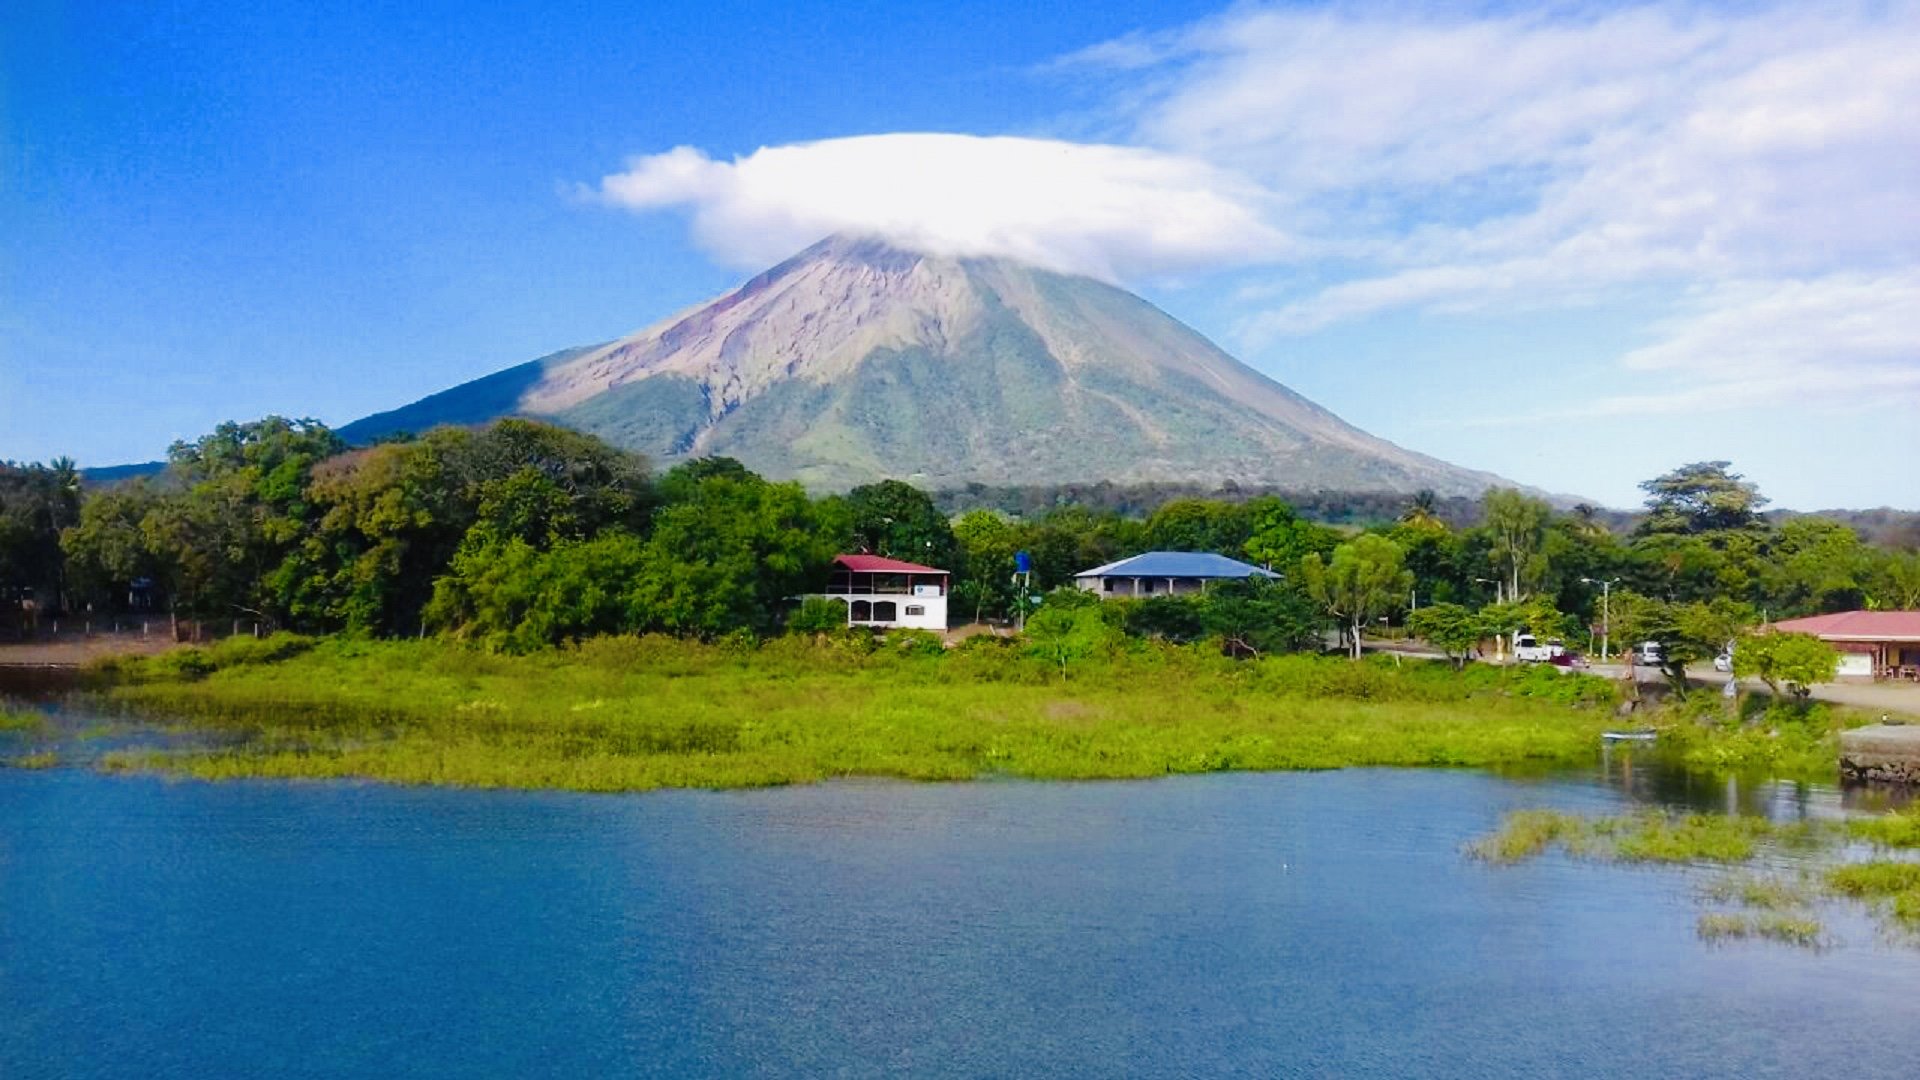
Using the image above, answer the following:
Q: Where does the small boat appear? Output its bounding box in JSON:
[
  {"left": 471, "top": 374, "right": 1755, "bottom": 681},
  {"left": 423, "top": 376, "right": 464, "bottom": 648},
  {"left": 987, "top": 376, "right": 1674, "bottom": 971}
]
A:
[{"left": 1600, "top": 730, "right": 1658, "bottom": 744}]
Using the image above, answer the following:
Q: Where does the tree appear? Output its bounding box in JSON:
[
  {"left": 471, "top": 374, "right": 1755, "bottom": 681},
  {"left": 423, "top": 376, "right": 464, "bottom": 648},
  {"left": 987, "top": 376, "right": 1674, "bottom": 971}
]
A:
[
  {"left": 1638, "top": 461, "right": 1767, "bottom": 535},
  {"left": 951, "top": 509, "right": 1019, "bottom": 623},
  {"left": 1869, "top": 549, "right": 1920, "bottom": 611},
  {"left": 61, "top": 482, "right": 168, "bottom": 610},
  {"left": 1145, "top": 498, "right": 1251, "bottom": 556},
  {"left": 1399, "top": 489, "right": 1443, "bottom": 530},
  {"left": 1022, "top": 604, "right": 1119, "bottom": 678},
  {"left": 1733, "top": 630, "right": 1840, "bottom": 699},
  {"left": 1763, "top": 517, "right": 1870, "bottom": 615},
  {"left": 1406, "top": 602, "right": 1483, "bottom": 668},
  {"left": 626, "top": 468, "right": 838, "bottom": 638},
  {"left": 1298, "top": 534, "right": 1411, "bottom": 660},
  {"left": 1480, "top": 488, "right": 1551, "bottom": 602},
  {"left": 1243, "top": 496, "right": 1338, "bottom": 571},
  {"left": 839, "top": 479, "right": 956, "bottom": 569},
  {"left": 1196, "top": 578, "right": 1321, "bottom": 657}
]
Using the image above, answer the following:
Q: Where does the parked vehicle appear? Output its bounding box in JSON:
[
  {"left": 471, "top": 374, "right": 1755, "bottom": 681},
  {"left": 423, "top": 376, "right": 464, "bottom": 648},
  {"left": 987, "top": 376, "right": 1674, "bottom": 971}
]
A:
[
  {"left": 1633, "top": 641, "right": 1665, "bottom": 666},
  {"left": 1713, "top": 648, "right": 1734, "bottom": 673},
  {"left": 1513, "top": 634, "right": 1567, "bottom": 663}
]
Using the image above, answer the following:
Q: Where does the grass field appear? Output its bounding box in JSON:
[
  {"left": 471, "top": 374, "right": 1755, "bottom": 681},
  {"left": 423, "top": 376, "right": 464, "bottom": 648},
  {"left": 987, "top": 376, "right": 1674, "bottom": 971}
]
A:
[
  {"left": 81, "top": 633, "right": 1643, "bottom": 792},
  {"left": 77, "top": 632, "right": 1874, "bottom": 793}
]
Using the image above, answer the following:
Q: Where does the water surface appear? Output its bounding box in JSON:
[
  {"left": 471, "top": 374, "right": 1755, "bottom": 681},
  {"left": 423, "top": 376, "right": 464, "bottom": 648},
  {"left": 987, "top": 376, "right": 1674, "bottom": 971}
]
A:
[{"left": 3, "top": 718, "right": 1919, "bottom": 1077}]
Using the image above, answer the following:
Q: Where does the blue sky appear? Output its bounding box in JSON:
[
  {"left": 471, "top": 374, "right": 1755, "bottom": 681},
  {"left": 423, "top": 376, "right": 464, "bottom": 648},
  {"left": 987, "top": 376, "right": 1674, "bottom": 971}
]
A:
[{"left": 3, "top": 0, "right": 1915, "bottom": 510}]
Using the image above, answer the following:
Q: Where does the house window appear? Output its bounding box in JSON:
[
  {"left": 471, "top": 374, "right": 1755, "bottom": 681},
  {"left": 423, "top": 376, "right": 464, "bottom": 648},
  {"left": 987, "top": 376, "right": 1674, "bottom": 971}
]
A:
[
  {"left": 905, "top": 605, "right": 925, "bottom": 616},
  {"left": 851, "top": 600, "right": 872, "bottom": 621},
  {"left": 874, "top": 601, "right": 898, "bottom": 622},
  {"left": 1103, "top": 579, "right": 1116, "bottom": 592}
]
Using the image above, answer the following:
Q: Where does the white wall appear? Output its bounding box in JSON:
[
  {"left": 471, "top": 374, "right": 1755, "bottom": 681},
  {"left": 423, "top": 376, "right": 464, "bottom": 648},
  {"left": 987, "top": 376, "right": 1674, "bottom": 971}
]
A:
[{"left": 819, "top": 593, "right": 948, "bottom": 632}]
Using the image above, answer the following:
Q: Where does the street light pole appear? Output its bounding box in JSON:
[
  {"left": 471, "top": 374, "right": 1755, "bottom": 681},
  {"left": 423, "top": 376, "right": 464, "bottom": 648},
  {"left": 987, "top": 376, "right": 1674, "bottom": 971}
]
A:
[{"left": 1582, "top": 576, "right": 1620, "bottom": 662}]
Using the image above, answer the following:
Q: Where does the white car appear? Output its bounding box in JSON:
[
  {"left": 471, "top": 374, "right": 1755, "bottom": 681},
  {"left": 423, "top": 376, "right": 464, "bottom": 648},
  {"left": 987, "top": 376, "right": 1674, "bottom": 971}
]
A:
[
  {"left": 1633, "top": 641, "right": 1665, "bottom": 665},
  {"left": 1513, "top": 634, "right": 1565, "bottom": 663},
  {"left": 1713, "top": 650, "right": 1733, "bottom": 673}
]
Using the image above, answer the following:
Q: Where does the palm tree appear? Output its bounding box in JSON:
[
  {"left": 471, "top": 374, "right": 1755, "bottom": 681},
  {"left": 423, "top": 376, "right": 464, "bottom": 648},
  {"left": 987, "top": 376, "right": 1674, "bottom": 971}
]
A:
[{"left": 1399, "top": 489, "right": 1442, "bottom": 529}]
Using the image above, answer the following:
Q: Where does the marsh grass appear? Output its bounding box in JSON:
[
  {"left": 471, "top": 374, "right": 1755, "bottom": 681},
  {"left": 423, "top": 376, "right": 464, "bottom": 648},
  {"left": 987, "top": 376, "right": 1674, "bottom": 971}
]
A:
[
  {"left": 1825, "top": 862, "right": 1920, "bottom": 928},
  {"left": 1696, "top": 912, "right": 1825, "bottom": 948},
  {"left": 6, "top": 750, "right": 59, "bottom": 769},
  {"left": 85, "top": 636, "right": 1627, "bottom": 792},
  {"left": 1477, "top": 807, "right": 1920, "bottom": 945},
  {"left": 0, "top": 705, "right": 46, "bottom": 732},
  {"left": 1848, "top": 810, "right": 1920, "bottom": 849},
  {"left": 1471, "top": 810, "right": 1793, "bottom": 865},
  {"left": 1701, "top": 873, "right": 1816, "bottom": 912}
]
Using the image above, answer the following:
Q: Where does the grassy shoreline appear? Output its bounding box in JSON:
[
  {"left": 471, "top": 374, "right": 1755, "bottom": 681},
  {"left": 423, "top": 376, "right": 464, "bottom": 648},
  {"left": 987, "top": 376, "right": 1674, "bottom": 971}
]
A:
[{"left": 62, "top": 632, "right": 1867, "bottom": 793}]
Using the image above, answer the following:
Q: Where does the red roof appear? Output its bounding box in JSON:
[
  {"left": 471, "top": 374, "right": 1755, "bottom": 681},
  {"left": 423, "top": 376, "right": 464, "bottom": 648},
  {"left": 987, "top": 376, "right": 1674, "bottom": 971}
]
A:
[
  {"left": 834, "top": 553, "right": 948, "bottom": 575},
  {"left": 1771, "top": 611, "right": 1920, "bottom": 641}
]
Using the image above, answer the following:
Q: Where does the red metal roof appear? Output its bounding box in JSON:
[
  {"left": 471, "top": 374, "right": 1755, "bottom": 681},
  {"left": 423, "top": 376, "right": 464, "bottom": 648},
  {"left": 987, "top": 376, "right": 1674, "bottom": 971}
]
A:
[
  {"left": 1771, "top": 610, "right": 1920, "bottom": 641},
  {"left": 834, "top": 553, "right": 948, "bottom": 575}
]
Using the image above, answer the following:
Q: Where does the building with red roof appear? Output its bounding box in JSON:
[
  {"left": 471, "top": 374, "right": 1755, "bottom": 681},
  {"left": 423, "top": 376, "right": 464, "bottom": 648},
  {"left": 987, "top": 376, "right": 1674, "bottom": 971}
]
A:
[
  {"left": 1770, "top": 611, "right": 1920, "bottom": 680},
  {"left": 817, "top": 554, "right": 950, "bottom": 631}
]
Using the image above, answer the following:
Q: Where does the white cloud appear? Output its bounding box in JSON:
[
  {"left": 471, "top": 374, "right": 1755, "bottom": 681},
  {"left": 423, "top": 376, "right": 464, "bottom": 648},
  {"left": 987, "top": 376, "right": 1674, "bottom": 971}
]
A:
[
  {"left": 1095, "top": 2, "right": 1920, "bottom": 322},
  {"left": 594, "top": 133, "right": 1287, "bottom": 281},
  {"left": 594, "top": 3, "right": 1918, "bottom": 420},
  {"left": 1460, "top": 273, "right": 1920, "bottom": 425}
]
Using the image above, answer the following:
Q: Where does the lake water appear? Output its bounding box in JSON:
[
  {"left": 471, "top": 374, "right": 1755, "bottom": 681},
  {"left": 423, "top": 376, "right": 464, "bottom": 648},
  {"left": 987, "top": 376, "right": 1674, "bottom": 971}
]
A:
[{"left": 4, "top": 714, "right": 1920, "bottom": 1076}]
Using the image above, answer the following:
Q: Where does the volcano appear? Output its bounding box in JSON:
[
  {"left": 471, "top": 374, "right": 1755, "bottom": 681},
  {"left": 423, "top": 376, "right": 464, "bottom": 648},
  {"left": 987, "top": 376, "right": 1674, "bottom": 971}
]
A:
[{"left": 341, "top": 234, "right": 1507, "bottom": 494}]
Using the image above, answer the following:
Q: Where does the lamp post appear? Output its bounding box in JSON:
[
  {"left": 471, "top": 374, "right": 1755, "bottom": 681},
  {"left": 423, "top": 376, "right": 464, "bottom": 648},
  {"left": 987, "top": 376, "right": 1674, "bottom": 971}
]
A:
[{"left": 1582, "top": 577, "right": 1620, "bottom": 663}]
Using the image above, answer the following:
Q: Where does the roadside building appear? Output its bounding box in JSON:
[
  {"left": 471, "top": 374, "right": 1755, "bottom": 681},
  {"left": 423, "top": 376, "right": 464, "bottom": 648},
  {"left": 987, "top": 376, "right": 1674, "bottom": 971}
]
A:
[
  {"left": 1074, "top": 551, "right": 1279, "bottom": 598},
  {"left": 1769, "top": 611, "right": 1920, "bottom": 680},
  {"left": 814, "top": 554, "right": 949, "bottom": 631}
]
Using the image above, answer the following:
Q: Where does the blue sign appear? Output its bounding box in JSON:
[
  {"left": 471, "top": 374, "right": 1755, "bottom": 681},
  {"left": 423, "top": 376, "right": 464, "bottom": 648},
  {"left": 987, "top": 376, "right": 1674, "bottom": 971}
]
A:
[{"left": 1015, "top": 550, "right": 1032, "bottom": 574}]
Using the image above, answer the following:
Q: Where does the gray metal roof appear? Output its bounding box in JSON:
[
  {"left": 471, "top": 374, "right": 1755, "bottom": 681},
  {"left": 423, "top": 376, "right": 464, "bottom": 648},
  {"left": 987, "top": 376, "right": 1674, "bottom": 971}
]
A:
[{"left": 1075, "top": 551, "right": 1280, "bottom": 580}]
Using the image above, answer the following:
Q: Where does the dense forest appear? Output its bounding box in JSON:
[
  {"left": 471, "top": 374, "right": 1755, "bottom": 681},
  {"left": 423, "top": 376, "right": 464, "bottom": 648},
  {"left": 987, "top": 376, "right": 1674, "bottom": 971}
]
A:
[{"left": 3, "top": 417, "right": 1917, "bottom": 665}]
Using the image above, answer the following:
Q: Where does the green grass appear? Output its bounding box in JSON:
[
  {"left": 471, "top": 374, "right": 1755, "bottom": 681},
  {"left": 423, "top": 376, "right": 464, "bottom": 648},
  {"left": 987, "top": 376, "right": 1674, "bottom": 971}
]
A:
[
  {"left": 1701, "top": 873, "right": 1816, "bottom": 912},
  {"left": 1696, "top": 912, "right": 1825, "bottom": 948},
  {"left": 85, "top": 635, "right": 1631, "bottom": 792},
  {"left": 1644, "top": 694, "right": 1865, "bottom": 781},
  {"left": 1476, "top": 807, "right": 1920, "bottom": 945},
  {"left": 1825, "top": 861, "right": 1920, "bottom": 927},
  {"left": 1848, "top": 809, "right": 1920, "bottom": 849},
  {"left": 1471, "top": 810, "right": 1792, "bottom": 865},
  {"left": 6, "top": 750, "right": 59, "bottom": 769},
  {"left": 1, "top": 705, "right": 46, "bottom": 732}
]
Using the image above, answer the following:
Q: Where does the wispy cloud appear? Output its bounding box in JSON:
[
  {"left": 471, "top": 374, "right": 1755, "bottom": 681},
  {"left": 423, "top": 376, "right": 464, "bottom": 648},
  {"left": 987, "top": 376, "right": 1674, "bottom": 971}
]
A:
[
  {"left": 1080, "top": 1, "right": 1920, "bottom": 412},
  {"left": 593, "top": 134, "right": 1287, "bottom": 282},
  {"left": 594, "top": 3, "right": 1919, "bottom": 418}
]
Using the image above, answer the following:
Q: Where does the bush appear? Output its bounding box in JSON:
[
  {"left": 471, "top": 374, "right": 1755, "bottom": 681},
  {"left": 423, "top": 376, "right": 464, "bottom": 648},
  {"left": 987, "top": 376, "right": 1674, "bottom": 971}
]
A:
[
  {"left": 787, "top": 596, "right": 850, "bottom": 635},
  {"left": 883, "top": 628, "right": 947, "bottom": 658}
]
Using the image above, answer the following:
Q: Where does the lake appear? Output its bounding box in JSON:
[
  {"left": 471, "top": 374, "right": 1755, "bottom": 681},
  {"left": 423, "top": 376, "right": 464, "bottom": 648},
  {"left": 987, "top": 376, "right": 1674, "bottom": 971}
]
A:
[{"left": 4, "top": 717, "right": 1919, "bottom": 1076}]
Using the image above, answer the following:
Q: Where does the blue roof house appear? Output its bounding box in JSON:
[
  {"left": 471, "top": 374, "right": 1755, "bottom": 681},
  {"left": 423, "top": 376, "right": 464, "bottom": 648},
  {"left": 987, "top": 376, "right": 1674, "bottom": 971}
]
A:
[{"left": 1074, "top": 552, "right": 1280, "bottom": 598}]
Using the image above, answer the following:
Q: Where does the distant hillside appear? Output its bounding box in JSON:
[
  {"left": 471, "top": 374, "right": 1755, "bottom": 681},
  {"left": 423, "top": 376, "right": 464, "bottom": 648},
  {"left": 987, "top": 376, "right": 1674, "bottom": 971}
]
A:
[{"left": 335, "top": 345, "right": 600, "bottom": 446}]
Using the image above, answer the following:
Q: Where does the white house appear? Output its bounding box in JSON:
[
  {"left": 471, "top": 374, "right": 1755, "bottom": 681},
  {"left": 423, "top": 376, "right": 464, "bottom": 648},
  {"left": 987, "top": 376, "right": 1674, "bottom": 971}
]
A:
[
  {"left": 1074, "top": 551, "right": 1280, "bottom": 597},
  {"left": 815, "top": 554, "right": 949, "bottom": 631}
]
